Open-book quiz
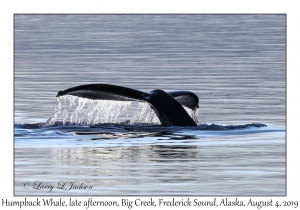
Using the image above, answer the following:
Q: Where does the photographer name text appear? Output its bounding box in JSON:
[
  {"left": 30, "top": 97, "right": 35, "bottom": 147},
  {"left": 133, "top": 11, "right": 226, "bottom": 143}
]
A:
[{"left": 22, "top": 181, "right": 93, "bottom": 192}]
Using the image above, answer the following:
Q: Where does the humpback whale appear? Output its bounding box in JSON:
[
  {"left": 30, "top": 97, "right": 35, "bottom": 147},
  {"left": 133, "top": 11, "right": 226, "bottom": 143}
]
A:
[{"left": 57, "top": 84, "right": 199, "bottom": 126}]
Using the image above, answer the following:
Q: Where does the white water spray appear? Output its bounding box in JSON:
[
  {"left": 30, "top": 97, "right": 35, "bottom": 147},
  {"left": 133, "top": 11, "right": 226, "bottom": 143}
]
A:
[
  {"left": 130, "top": 102, "right": 160, "bottom": 125},
  {"left": 45, "top": 96, "right": 159, "bottom": 126}
]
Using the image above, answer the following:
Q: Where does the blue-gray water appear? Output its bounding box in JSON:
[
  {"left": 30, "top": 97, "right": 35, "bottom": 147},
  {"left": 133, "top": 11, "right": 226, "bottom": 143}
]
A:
[{"left": 14, "top": 14, "right": 286, "bottom": 196}]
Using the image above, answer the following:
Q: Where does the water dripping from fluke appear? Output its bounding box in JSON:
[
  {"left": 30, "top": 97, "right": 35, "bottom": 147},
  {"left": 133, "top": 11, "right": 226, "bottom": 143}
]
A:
[{"left": 44, "top": 95, "right": 161, "bottom": 127}]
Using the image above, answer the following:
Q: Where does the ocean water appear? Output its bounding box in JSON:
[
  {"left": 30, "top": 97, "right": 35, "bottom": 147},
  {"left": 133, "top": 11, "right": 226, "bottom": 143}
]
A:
[{"left": 14, "top": 14, "right": 286, "bottom": 196}]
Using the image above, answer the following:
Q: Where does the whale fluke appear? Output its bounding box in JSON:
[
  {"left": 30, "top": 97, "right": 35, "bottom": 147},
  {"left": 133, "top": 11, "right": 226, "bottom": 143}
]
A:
[{"left": 57, "top": 84, "right": 199, "bottom": 126}]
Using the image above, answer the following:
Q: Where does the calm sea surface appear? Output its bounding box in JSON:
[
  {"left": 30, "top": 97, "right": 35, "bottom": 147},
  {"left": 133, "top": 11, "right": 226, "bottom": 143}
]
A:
[{"left": 14, "top": 15, "right": 286, "bottom": 196}]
